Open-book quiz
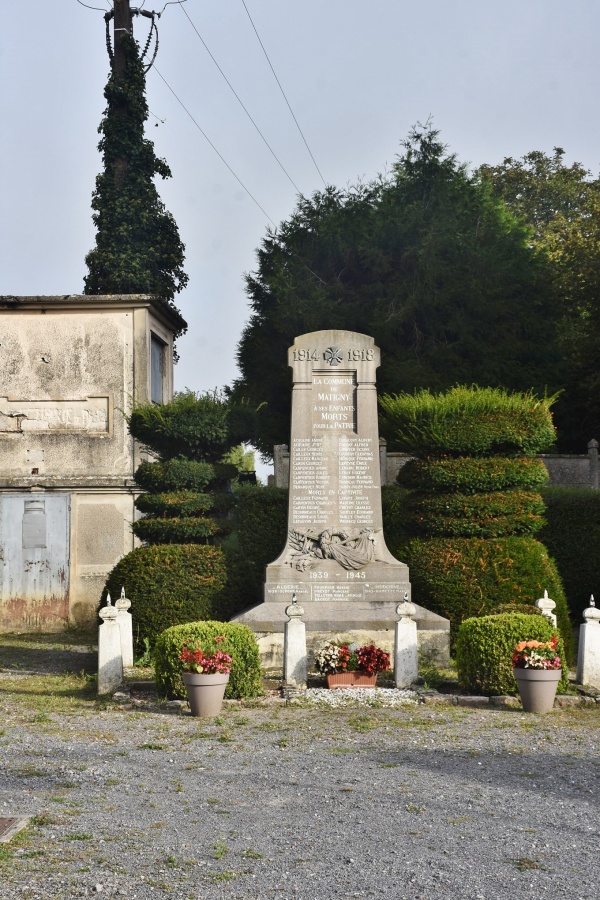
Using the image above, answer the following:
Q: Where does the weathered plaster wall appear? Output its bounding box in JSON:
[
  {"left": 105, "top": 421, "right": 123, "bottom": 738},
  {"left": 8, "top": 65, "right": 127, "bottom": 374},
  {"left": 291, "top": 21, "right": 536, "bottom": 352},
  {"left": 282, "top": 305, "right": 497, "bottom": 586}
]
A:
[{"left": 0, "top": 295, "right": 184, "bottom": 631}]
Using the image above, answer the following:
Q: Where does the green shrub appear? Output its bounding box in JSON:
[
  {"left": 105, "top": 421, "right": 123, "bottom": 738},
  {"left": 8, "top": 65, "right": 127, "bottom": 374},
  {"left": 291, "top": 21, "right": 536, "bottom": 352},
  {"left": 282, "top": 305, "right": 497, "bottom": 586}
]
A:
[
  {"left": 403, "top": 490, "right": 546, "bottom": 538},
  {"left": 540, "top": 487, "right": 600, "bottom": 621},
  {"left": 153, "top": 621, "right": 262, "bottom": 699},
  {"left": 135, "top": 491, "right": 215, "bottom": 517},
  {"left": 128, "top": 390, "right": 236, "bottom": 462},
  {"left": 135, "top": 459, "right": 216, "bottom": 493},
  {"left": 132, "top": 516, "right": 222, "bottom": 545},
  {"left": 381, "top": 485, "right": 412, "bottom": 550},
  {"left": 379, "top": 386, "right": 556, "bottom": 457},
  {"left": 397, "top": 456, "right": 548, "bottom": 493},
  {"left": 397, "top": 536, "right": 572, "bottom": 655},
  {"left": 102, "top": 545, "right": 227, "bottom": 648},
  {"left": 455, "top": 613, "right": 568, "bottom": 695}
]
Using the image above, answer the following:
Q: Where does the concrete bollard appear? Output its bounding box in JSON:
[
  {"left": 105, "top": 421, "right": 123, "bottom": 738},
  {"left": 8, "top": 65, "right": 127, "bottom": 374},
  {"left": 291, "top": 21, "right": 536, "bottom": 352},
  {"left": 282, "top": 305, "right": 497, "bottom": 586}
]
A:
[
  {"left": 577, "top": 595, "right": 600, "bottom": 689},
  {"left": 116, "top": 587, "right": 133, "bottom": 668},
  {"left": 395, "top": 594, "right": 418, "bottom": 689},
  {"left": 98, "top": 593, "right": 123, "bottom": 695},
  {"left": 283, "top": 594, "right": 307, "bottom": 689},
  {"left": 535, "top": 589, "right": 557, "bottom": 627}
]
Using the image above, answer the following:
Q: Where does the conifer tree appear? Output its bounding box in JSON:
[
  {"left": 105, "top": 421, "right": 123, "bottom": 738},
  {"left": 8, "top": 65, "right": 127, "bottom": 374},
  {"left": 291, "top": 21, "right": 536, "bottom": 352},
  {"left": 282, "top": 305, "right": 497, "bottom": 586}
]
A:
[{"left": 84, "top": 33, "right": 187, "bottom": 333}]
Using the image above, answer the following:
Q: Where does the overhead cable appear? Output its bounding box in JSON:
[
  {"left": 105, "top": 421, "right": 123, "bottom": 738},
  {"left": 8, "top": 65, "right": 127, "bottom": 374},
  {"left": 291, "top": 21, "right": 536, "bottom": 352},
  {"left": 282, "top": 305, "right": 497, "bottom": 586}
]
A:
[
  {"left": 152, "top": 67, "right": 276, "bottom": 226},
  {"left": 240, "top": 0, "right": 327, "bottom": 188},
  {"left": 179, "top": 4, "right": 303, "bottom": 195}
]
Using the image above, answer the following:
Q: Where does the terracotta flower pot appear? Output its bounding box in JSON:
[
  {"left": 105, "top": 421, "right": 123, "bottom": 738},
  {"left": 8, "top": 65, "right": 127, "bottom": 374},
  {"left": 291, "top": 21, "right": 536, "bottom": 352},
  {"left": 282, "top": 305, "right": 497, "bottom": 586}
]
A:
[
  {"left": 182, "top": 672, "right": 230, "bottom": 717},
  {"left": 513, "top": 668, "right": 561, "bottom": 714},
  {"left": 326, "top": 672, "right": 378, "bottom": 689}
]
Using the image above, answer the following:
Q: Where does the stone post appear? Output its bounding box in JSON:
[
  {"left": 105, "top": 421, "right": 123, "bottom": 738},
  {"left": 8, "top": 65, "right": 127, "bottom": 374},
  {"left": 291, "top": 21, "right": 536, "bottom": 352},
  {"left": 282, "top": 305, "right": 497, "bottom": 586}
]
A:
[
  {"left": 395, "top": 594, "right": 418, "bottom": 689},
  {"left": 283, "top": 594, "right": 307, "bottom": 689},
  {"left": 115, "top": 587, "right": 134, "bottom": 668},
  {"left": 577, "top": 595, "right": 600, "bottom": 688},
  {"left": 535, "top": 589, "right": 557, "bottom": 627},
  {"left": 588, "top": 439, "right": 599, "bottom": 490},
  {"left": 98, "top": 593, "right": 123, "bottom": 695}
]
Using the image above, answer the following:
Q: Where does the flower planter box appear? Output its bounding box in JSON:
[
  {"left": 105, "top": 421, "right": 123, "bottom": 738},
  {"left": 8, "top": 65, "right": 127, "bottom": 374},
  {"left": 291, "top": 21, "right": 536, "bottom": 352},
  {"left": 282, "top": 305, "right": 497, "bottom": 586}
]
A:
[{"left": 326, "top": 672, "right": 378, "bottom": 689}]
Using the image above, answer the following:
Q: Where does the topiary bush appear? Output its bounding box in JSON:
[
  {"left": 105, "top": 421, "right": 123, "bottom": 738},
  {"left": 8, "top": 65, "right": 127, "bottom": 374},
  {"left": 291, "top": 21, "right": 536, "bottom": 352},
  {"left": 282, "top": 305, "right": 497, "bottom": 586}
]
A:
[
  {"left": 379, "top": 386, "right": 557, "bottom": 456},
  {"left": 403, "top": 489, "right": 546, "bottom": 537},
  {"left": 455, "top": 613, "right": 568, "bottom": 696},
  {"left": 102, "top": 544, "right": 227, "bottom": 648},
  {"left": 378, "top": 385, "right": 572, "bottom": 652},
  {"left": 133, "top": 516, "right": 222, "bottom": 545},
  {"left": 127, "top": 390, "right": 241, "bottom": 462},
  {"left": 399, "top": 537, "right": 572, "bottom": 655},
  {"left": 153, "top": 620, "right": 262, "bottom": 699},
  {"left": 398, "top": 456, "right": 548, "bottom": 493}
]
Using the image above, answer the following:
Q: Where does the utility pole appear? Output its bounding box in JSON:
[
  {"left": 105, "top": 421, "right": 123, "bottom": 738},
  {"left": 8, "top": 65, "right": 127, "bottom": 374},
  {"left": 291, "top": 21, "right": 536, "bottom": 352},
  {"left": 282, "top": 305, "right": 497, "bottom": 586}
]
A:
[
  {"left": 110, "top": 1, "right": 133, "bottom": 187},
  {"left": 113, "top": 0, "right": 133, "bottom": 81}
]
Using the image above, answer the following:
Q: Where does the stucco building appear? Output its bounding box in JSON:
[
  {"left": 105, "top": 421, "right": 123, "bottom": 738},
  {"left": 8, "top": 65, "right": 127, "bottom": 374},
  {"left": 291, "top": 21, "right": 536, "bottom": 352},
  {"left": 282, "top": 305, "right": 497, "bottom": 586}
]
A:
[{"left": 0, "top": 294, "right": 186, "bottom": 632}]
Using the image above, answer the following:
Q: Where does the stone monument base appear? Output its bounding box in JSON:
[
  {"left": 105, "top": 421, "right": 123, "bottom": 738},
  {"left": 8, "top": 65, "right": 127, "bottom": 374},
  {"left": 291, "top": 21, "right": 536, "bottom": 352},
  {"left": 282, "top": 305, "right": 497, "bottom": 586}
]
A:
[{"left": 231, "top": 601, "right": 450, "bottom": 673}]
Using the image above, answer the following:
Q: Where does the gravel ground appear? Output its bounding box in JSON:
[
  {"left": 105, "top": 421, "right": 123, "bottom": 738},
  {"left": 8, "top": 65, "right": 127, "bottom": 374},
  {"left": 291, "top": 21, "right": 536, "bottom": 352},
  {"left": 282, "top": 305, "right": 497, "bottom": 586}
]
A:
[{"left": 0, "top": 641, "right": 599, "bottom": 900}]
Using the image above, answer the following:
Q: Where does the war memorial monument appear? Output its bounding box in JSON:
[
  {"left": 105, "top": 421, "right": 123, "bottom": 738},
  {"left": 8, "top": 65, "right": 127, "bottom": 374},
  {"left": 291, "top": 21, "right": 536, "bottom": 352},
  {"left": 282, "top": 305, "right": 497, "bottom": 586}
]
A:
[{"left": 234, "top": 330, "right": 449, "bottom": 665}]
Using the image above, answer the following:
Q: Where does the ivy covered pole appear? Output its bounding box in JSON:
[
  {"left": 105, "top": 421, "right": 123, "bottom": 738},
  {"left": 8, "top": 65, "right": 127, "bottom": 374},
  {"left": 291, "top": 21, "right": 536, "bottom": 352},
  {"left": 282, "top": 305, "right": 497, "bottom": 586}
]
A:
[{"left": 84, "top": 2, "right": 188, "bottom": 333}]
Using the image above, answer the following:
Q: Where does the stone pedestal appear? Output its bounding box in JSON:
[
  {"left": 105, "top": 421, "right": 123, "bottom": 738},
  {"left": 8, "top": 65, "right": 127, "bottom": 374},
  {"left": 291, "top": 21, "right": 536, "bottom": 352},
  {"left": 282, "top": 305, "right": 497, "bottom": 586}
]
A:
[
  {"left": 535, "top": 589, "right": 557, "bottom": 627},
  {"left": 283, "top": 599, "right": 307, "bottom": 689},
  {"left": 577, "top": 596, "right": 600, "bottom": 689},
  {"left": 116, "top": 587, "right": 133, "bottom": 668},
  {"left": 394, "top": 598, "right": 418, "bottom": 689},
  {"left": 98, "top": 593, "right": 123, "bottom": 695},
  {"left": 233, "top": 330, "right": 449, "bottom": 664}
]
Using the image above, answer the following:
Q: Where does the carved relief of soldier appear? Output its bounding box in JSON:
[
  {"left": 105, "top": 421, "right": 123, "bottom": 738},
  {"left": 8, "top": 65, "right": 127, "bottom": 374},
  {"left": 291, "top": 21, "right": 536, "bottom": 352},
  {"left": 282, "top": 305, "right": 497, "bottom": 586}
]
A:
[{"left": 285, "top": 527, "right": 382, "bottom": 571}]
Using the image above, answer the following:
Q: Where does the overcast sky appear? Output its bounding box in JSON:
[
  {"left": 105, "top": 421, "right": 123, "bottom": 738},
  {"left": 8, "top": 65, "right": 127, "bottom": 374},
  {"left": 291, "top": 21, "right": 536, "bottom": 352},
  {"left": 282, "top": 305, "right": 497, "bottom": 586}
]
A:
[{"left": 2, "top": 1, "right": 599, "bottom": 423}]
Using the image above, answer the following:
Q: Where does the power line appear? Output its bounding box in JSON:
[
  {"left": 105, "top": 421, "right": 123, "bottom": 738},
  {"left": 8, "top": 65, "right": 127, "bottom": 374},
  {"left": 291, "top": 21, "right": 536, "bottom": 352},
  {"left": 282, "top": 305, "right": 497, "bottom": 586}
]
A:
[
  {"left": 179, "top": 4, "right": 304, "bottom": 196},
  {"left": 240, "top": 0, "right": 327, "bottom": 188},
  {"left": 75, "top": 0, "right": 110, "bottom": 11},
  {"left": 152, "top": 67, "right": 276, "bottom": 226}
]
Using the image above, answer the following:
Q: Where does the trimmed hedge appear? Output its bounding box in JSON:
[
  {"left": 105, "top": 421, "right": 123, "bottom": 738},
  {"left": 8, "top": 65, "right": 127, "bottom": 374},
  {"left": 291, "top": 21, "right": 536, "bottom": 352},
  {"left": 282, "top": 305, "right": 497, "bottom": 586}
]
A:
[
  {"left": 135, "top": 459, "right": 216, "bottom": 493},
  {"left": 397, "top": 456, "right": 549, "bottom": 494},
  {"left": 215, "top": 486, "right": 289, "bottom": 621},
  {"left": 135, "top": 491, "right": 215, "bottom": 517},
  {"left": 540, "top": 487, "right": 600, "bottom": 622},
  {"left": 132, "top": 516, "right": 222, "bottom": 545},
  {"left": 127, "top": 390, "right": 235, "bottom": 463},
  {"left": 397, "top": 536, "right": 572, "bottom": 656},
  {"left": 102, "top": 544, "right": 227, "bottom": 648},
  {"left": 455, "top": 613, "right": 568, "bottom": 695},
  {"left": 379, "top": 386, "right": 557, "bottom": 457},
  {"left": 153, "top": 621, "right": 262, "bottom": 700},
  {"left": 403, "top": 489, "right": 546, "bottom": 538}
]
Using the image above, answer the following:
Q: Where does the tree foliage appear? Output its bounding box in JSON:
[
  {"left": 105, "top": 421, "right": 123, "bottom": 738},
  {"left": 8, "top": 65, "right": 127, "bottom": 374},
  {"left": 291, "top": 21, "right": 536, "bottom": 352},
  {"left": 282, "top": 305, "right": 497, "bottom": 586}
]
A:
[
  {"left": 84, "top": 34, "right": 187, "bottom": 330},
  {"left": 231, "top": 124, "right": 561, "bottom": 457},
  {"left": 127, "top": 391, "right": 244, "bottom": 546},
  {"left": 477, "top": 149, "right": 600, "bottom": 448},
  {"left": 128, "top": 390, "right": 243, "bottom": 463}
]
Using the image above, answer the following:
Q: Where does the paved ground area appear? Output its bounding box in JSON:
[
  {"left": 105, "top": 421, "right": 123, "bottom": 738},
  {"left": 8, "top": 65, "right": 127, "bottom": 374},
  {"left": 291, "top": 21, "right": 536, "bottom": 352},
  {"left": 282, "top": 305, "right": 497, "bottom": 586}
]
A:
[{"left": 0, "top": 635, "right": 598, "bottom": 899}]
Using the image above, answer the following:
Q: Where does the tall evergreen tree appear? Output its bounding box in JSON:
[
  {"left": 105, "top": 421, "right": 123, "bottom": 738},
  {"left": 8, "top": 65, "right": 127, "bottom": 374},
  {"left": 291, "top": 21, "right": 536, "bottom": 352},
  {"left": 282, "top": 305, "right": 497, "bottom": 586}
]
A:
[
  {"left": 84, "top": 33, "right": 187, "bottom": 332},
  {"left": 230, "top": 124, "right": 561, "bottom": 458},
  {"left": 478, "top": 150, "right": 600, "bottom": 448}
]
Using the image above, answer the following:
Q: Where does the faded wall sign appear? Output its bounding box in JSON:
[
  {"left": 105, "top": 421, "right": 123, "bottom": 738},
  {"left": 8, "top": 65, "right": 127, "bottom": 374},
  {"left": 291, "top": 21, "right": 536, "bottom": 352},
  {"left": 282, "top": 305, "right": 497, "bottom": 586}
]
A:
[{"left": 0, "top": 397, "right": 109, "bottom": 433}]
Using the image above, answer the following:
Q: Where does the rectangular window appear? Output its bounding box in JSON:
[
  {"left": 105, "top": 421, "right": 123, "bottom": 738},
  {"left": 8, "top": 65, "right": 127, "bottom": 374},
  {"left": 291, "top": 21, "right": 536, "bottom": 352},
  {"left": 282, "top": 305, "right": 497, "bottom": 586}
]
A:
[
  {"left": 150, "top": 334, "right": 165, "bottom": 404},
  {"left": 22, "top": 499, "right": 47, "bottom": 549}
]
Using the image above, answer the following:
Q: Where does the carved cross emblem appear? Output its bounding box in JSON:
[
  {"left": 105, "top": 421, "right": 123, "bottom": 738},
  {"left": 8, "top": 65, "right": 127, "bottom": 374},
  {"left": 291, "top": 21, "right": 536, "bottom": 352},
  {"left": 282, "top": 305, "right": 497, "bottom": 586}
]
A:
[{"left": 324, "top": 347, "right": 343, "bottom": 366}]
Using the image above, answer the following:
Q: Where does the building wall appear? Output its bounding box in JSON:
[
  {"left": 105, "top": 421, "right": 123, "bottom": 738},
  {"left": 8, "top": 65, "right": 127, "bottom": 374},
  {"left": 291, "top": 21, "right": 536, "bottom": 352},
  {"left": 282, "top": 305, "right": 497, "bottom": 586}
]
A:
[{"left": 0, "top": 295, "right": 184, "bottom": 631}]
